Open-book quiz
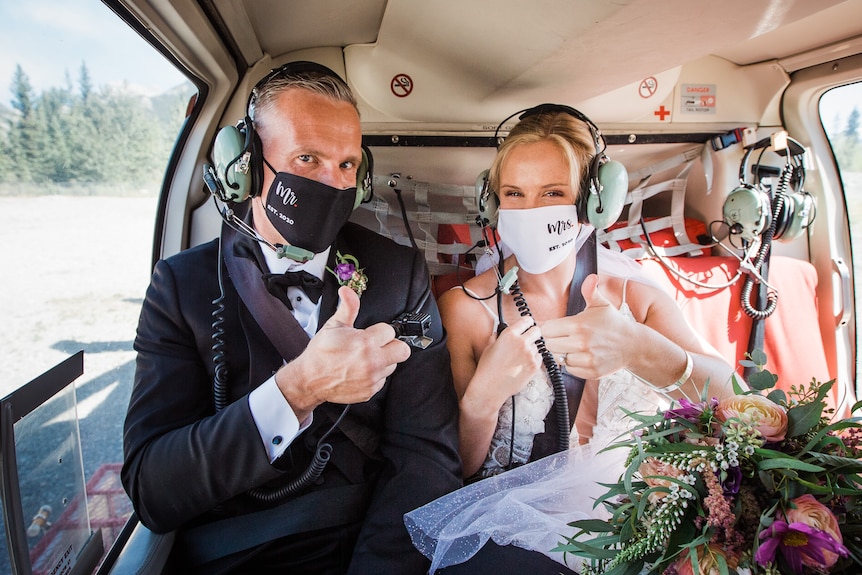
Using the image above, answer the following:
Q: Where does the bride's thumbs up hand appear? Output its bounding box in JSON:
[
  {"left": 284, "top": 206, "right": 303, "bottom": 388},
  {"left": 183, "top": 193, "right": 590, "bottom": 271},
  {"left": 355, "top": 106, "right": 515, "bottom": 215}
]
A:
[{"left": 543, "top": 274, "right": 629, "bottom": 379}]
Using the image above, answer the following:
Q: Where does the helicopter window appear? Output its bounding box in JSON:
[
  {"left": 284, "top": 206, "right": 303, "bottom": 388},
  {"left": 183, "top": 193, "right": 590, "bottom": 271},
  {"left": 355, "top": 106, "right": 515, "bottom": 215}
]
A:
[
  {"left": 821, "top": 82, "right": 862, "bottom": 394},
  {"left": 0, "top": 2, "right": 192, "bottom": 571}
]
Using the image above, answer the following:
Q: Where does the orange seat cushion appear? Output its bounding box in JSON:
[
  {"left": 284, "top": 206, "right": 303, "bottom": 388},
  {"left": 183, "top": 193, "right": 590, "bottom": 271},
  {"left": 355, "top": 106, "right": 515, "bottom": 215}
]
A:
[{"left": 638, "top": 256, "right": 839, "bottom": 413}]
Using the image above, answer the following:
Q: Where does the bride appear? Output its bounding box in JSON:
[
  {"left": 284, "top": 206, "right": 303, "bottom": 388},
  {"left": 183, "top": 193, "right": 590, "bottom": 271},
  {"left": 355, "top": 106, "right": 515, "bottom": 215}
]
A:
[{"left": 405, "top": 105, "right": 737, "bottom": 573}]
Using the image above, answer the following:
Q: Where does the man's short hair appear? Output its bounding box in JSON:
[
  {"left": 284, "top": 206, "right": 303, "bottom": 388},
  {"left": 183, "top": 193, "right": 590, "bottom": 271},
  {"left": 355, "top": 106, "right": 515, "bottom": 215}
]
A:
[{"left": 251, "top": 64, "right": 359, "bottom": 128}]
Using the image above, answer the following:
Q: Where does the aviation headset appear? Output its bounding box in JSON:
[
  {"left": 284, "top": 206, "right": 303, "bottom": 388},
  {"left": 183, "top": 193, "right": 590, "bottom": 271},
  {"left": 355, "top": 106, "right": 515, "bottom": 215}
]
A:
[
  {"left": 208, "top": 60, "right": 374, "bottom": 209},
  {"left": 722, "top": 132, "right": 814, "bottom": 244},
  {"left": 475, "top": 103, "right": 628, "bottom": 230}
]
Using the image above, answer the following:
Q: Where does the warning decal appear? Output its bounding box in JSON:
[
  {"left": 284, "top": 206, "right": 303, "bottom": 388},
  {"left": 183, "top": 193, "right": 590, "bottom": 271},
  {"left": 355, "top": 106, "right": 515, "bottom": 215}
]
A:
[
  {"left": 638, "top": 77, "right": 658, "bottom": 99},
  {"left": 681, "top": 84, "right": 716, "bottom": 114}
]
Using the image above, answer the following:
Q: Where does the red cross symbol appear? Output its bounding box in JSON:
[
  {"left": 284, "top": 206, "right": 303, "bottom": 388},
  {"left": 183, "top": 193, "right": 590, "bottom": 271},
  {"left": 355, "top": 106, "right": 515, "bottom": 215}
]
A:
[{"left": 654, "top": 105, "right": 670, "bottom": 121}]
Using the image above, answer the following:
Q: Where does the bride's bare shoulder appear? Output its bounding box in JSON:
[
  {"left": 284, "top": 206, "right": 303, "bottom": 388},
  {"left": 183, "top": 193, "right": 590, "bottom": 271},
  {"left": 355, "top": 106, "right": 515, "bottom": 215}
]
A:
[{"left": 438, "top": 269, "right": 498, "bottom": 312}]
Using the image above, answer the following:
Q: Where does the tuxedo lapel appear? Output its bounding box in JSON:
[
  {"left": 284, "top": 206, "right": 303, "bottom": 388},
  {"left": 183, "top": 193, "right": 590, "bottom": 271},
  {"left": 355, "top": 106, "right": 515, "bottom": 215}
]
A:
[{"left": 223, "top": 224, "right": 311, "bottom": 362}]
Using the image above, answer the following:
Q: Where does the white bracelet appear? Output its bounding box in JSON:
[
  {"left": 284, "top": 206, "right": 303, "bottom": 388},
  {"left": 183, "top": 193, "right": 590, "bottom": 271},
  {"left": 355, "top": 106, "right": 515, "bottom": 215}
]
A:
[{"left": 635, "top": 351, "right": 693, "bottom": 394}]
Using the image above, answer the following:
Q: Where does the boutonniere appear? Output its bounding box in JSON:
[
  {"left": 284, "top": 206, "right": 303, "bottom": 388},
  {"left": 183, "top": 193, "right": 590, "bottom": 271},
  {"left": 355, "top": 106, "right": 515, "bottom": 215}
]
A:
[{"left": 327, "top": 251, "right": 368, "bottom": 297}]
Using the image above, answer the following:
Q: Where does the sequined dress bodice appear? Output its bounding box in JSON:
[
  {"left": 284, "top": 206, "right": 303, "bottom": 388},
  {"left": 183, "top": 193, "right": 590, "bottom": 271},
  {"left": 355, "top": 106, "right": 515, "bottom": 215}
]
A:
[{"left": 475, "top": 281, "right": 665, "bottom": 478}]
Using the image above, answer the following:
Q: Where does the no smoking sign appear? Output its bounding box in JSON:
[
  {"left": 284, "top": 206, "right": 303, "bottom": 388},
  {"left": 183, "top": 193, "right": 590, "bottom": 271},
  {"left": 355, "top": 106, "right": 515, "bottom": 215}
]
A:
[{"left": 391, "top": 74, "right": 413, "bottom": 98}]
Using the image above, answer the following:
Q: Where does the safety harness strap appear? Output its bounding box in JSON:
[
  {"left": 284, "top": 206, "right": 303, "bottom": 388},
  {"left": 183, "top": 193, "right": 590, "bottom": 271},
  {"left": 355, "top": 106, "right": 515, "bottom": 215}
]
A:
[{"left": 177, "top": 483, "right": 370, "bottom": 566}]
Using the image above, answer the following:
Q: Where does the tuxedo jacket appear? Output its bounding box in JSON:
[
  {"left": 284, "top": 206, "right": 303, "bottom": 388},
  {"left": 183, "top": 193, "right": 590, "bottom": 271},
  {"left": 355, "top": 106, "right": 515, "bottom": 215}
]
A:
[{"left": 122, "top": 221, "right": 462, "bottom": 574}]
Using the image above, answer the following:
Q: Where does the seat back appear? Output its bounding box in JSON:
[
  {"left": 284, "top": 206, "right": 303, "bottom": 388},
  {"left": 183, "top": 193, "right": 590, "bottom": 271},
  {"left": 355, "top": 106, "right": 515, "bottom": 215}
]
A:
[{"left": 638, "top": 255, "right": 846, "bottom": 416}]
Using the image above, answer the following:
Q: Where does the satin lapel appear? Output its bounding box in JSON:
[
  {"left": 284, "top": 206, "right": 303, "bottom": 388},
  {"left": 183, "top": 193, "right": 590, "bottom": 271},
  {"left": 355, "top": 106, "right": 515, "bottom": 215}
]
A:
[{"left": 223, "top": 224, "right": 311, "bottom": 362}]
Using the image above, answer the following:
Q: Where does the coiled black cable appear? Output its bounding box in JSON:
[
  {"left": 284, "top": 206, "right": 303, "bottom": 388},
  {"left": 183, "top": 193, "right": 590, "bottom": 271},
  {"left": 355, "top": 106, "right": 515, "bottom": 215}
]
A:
[
  {"left": 248, "top": 406, "right": 350, "bottom": 503},
  {"left": 740, "top": 163, "right": 794, "bottom": 320},
  {"left": 739, "top": 216, "right": 778, "bottom": 319},
  {"left": 212, "top": 240, "right": 230, "bottom": 412},
  {"left": 509, "top": 281, "right": 570, "bottom": 452},
  {"left": 211, "top": 234, "right": 351, "bottom": 503}
]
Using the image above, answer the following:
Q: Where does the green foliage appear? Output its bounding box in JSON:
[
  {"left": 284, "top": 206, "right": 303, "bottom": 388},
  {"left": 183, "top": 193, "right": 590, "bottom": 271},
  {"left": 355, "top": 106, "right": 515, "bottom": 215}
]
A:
[
  {"left": 831, "top": 105, "right": 862, "bottom": 173},
  {"left": 557, "top": 350, "right": 862, "bottom": 574},
  {"left": 0, "top": 62, "right": 194, "bottom": 189},
  {"left": 845, "top": 108, "right": 860, "bottom": 140}
]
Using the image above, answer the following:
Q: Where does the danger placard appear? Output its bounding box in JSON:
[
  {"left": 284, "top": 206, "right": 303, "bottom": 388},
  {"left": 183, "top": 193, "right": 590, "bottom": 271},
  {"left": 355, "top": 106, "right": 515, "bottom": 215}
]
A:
[{"left": 681, "top": 84, "right": 716, "bottom": 113}]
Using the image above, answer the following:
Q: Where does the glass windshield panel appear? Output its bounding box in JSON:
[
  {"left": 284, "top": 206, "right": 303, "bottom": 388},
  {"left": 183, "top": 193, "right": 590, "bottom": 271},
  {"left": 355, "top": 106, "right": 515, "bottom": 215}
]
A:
[
  {"left": 0, "top": 1, "right": 195, "bottom": 569},
  {"left": 16, "top": 383, "right": 90, "bottom": 575},
  {"left": 820, "top": 82, "right": 862, "bottom": 393}
]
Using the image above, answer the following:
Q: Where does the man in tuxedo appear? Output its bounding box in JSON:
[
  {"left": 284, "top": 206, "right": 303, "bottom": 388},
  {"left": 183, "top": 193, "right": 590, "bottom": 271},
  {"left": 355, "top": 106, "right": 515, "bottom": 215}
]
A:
[{"left": 122, "top": 61, "right": 462, "bottom": 574}]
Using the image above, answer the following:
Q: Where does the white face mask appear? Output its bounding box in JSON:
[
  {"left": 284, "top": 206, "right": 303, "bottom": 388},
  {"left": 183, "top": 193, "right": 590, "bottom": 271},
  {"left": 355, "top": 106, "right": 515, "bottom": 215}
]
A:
[{"left": 496, "top": 205, "right": 580, "bottom": 274}]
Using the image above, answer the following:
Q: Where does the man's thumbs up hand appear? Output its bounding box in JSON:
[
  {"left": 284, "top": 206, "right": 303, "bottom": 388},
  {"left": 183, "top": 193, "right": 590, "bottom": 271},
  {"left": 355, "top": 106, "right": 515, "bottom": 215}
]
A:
[{"left": 276, "top": 286, "right": 411, "bottom": 419}]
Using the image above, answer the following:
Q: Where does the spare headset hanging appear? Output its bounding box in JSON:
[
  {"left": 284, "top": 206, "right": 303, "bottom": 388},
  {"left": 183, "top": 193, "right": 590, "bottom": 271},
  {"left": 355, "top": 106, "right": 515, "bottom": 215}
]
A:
[{"left": 721, "top": 131, "right": 815, "bottom": 319}]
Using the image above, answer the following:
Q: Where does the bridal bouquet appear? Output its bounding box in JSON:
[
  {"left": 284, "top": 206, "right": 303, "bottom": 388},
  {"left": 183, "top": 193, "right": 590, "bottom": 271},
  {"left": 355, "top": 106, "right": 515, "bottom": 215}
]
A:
[{"left": 558, "top": 350, "right": 862, "bottom": 575}]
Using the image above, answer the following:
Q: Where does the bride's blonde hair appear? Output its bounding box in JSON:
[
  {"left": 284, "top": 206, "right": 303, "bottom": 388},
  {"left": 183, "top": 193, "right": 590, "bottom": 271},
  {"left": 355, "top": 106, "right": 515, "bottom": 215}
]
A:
[{"left": 488, "top": 111, "right": 595, "bottom": 204}]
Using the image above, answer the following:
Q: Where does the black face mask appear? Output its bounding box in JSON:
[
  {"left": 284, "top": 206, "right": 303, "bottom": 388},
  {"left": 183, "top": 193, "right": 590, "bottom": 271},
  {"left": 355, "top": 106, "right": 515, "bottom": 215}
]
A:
[{"left": 262, "top": 170, "right": 356, "bottom": 255}]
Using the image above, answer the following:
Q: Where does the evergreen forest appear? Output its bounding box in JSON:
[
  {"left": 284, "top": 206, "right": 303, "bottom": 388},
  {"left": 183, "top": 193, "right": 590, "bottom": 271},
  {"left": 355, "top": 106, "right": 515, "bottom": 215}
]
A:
[
  {"left": 0, "top": 63, "right": 194, "bottom": 195},
  {"left": 0, "top": 62, "right": 859, "bottom": 196}
]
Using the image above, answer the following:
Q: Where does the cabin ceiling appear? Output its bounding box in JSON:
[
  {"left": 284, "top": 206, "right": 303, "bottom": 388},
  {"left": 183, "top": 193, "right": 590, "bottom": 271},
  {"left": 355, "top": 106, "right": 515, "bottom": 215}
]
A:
[
  {"left": 204, "top": 0, "right": 860, "bottom": 81},
  {"left": 172, "top": 0, "right": 862, "bottom": 123}
]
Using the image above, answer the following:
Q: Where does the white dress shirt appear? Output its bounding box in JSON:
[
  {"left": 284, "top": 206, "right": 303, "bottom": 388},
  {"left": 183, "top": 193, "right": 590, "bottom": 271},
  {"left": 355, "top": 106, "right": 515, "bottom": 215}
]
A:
[{"left": 248, "top": 245, "right": 331, "bottom": 462}]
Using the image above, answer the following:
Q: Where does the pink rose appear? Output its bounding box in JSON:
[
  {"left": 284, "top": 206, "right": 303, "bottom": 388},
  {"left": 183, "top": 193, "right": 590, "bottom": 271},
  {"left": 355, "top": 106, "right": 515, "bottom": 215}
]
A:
[
  {"left": 673, "top": 543, "right": 738, "bottom": 575},
  {"left": 784, "top": 494, "right": 844, "bottom": 568},
  {"left": 684, "top": 435, "right": 721, "bottom": 447},
  {"left": 638, "top": 457, "right": 682, "bottom": 504},
  {"left": 716, "top": 394, "right": 788, "bottom": 442}
]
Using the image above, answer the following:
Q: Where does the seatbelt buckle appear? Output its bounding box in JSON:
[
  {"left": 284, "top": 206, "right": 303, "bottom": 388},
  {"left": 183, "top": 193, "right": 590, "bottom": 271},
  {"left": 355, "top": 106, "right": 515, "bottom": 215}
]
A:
[{"left": 710, "top": 127, "right": 747, "bottom": 151}]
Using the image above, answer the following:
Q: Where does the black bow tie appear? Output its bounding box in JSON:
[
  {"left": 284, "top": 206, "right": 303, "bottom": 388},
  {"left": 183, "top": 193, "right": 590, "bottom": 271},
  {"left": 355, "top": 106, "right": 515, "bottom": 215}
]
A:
[{"left": 263, "top": 271, "right": 324, "bottom": 309}]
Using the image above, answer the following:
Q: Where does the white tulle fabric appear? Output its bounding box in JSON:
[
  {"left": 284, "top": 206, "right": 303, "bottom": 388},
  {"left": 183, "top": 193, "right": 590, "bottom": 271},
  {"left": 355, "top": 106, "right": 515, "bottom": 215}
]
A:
[
  {"left": 404, "top": 249, "right": 669, "bottom": 571},
  {"left": 404, "top": 442, "right": 624, "bottom": 573},
  {"left": 405, "top": 369, "right": 667, "bottom": 573}
]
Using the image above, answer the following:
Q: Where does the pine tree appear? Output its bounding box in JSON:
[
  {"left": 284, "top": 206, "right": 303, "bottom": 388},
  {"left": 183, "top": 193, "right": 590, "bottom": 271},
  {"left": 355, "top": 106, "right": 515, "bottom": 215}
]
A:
[
  {"left": 845, "top": 107, "right": 859, "bottom": 142},
  {"left": 8, "top": 65, "right": 42, "bottom": 182}
]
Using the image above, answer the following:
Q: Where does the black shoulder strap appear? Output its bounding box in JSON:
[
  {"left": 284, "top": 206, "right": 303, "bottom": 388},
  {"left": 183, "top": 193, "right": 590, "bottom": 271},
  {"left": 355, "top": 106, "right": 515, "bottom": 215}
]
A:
[
  {"left": 744, "top": 257, "right": 770, "bottom": 380},
  {"left": 177, "top": 483, "right": 370, "bottom": 566},
  {"left": 530, "top": 231, "right": 596, "bottom": 461},
  {"left": 560, "top": 231, "right": 597, "bottom": 423}
]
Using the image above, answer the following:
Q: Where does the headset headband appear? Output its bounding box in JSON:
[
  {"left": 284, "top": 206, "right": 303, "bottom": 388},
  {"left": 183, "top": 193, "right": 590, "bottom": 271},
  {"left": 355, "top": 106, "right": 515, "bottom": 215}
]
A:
[
  {"left": 247, "top": 61, "right": 346, "bottom": 121},
  {"left": 478, "top": 103, "right": 627, "bottom": 229}
]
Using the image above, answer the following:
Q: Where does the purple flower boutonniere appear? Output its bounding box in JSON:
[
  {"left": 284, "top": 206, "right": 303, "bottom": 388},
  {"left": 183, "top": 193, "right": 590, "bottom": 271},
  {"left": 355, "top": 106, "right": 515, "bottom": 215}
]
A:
[{"left": 327, "top": 251, "right": 368, "bottom": 297}]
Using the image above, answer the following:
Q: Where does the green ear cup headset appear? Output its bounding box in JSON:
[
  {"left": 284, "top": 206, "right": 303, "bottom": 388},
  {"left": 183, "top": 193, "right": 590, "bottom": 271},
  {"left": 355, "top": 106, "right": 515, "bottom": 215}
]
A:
[
  {"left": 722, "top": 132, "right": 814, "bottom": 245},
  {"left": 207, "top": 60, "right": 373, "bottom": 209},
  {"left": 475, "top": 103, "right": 628, "bottom": 230}
]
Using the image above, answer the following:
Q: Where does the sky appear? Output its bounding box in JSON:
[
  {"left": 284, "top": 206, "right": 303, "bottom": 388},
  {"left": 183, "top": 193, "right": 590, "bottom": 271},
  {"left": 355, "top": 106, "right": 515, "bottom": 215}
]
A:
[{"left": 0, "top": 0, "right": 188, "bottom": 105}]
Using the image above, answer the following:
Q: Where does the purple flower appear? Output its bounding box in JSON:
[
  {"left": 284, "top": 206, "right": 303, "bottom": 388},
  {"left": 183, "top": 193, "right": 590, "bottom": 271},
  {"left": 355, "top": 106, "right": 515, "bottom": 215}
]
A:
[
  {"left": 334, "top": 262, "right": 355, "bottom": 281},
  {"left": 756, "top": 520, "right": 850, "bottom": 573},
  {"left": 664, "top": 397, "right": 718, "bottom": 422},
  {"left": 721, "top": 465, "right": 742, "bottom": 495},
  {"left": 327, "top": 252, "right": 368, "bottom": 297}
]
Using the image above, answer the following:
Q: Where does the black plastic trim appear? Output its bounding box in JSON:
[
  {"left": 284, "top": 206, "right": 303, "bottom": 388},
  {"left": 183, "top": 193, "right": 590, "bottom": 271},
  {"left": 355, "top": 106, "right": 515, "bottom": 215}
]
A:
[{"left": 362, "top": 133, "right": 716, "bottom": 148}]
